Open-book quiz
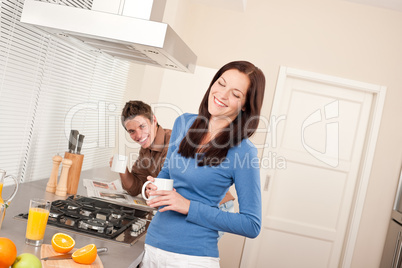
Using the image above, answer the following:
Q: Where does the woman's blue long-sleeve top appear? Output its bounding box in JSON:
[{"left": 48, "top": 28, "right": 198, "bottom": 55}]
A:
[{"left": 145, "top": 113, "right": 262, "bottom": 257}]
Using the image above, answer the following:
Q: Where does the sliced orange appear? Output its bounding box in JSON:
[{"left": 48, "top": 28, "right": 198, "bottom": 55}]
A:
[
  {"left": 51, "top": 233, "right": 75, "bottom": 253},
  {"left": 72, "top": 244, "right": 97, "bottom": 265}
]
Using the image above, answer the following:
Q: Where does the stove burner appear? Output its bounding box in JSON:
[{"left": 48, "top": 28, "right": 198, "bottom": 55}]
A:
[
  {"left": 49, "top": 211, "right": 62, "bottom": 218},
  {"left": 59, "top": 214, "right": 81, "bottom": 227},
  {"left": 110, "top": 212, "right": 124, "bottom": 219},
  {"left": 67, "top": 204, "right": 79, "bottom": 210},
  {"left": 80, "top": 209, "right": 93, "bottom": 217},
  {"left": 94, "top": 208, "right": 109, "bottom": 219},
  {"left": 79, "top": 219, "right": 113, "bottom": 234},
  {"left": 53, "top": 199, "right": 82, "bottom": 212},
  {"left": 48, "top": 207, "right": 64, "bottom": 222},
  {"left": 60, "top": 217, "right": 77, "bottom": 226}
]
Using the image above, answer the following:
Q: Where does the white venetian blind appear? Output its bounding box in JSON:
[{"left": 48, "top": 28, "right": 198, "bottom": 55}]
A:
[{"left": 0, "top": 0, "right": 130, "bottom": 183}]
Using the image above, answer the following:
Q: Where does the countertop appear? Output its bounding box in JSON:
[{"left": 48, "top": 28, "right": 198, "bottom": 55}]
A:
[{"left": 0, "top": 167, "right": 145, "bottom": 268}]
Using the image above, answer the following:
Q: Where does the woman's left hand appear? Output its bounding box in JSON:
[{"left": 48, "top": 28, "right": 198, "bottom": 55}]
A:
[{"left": 146, "top": 189, "right": 190, "bottom": 215}]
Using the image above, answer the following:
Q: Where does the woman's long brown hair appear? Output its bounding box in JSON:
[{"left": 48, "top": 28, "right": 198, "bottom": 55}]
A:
[{"left": 178, "top": 61, "right": 266, "bottom": 166}]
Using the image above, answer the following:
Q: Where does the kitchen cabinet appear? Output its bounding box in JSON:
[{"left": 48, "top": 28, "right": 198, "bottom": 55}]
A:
[{"left": 0, "top": 167, "right": 144, "bottom": 268}]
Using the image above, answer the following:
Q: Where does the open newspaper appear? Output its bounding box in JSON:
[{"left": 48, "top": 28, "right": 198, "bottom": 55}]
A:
[{"left": 83, "top": 178, "right": 149, "bottom": 209}]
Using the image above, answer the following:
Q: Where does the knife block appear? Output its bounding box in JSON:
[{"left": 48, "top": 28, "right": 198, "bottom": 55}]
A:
[{"left": 64, "top": 152, "right": 84, "bottom": 195}]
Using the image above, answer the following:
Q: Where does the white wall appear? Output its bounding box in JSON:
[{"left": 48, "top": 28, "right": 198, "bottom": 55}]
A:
[{"left": 155, "top": 66, "right": 216, "bottom": 127}]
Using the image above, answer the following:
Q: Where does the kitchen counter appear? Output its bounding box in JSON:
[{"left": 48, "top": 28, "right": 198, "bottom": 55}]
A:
[{"left": 0, "top": 167, "right": 145, "bottom": 268}]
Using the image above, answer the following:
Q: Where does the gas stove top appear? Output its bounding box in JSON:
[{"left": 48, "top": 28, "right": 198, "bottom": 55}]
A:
[{"left": 15, "top": 195, "right": 152, "bottom": 245}]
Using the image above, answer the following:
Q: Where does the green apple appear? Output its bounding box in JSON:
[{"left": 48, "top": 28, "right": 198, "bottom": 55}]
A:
[{"left": 11, "top": 253, "right": 41, "bottom": 268}]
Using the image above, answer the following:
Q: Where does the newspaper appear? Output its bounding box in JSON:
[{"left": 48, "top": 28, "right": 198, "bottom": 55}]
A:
[{"left": 83, "top": 178, "right": 149, "bottom": 208}]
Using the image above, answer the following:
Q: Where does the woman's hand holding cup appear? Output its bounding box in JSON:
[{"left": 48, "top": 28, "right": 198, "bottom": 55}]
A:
[
  {"left": 142, "top": 176, "right": 156, "bottom": 200},
  {"left": 142, "top": 176, "right": 190, "bottom": 215},
  {"left": 142, "top": 176, "right": 172, "bottom": 201}
]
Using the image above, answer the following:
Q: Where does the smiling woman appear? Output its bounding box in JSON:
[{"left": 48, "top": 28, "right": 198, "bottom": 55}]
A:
[
  {"left": 179, "top": 61, "right": 265, "bottom": 167},
  {"left": 208, "top": 69, "right": 249, "bottom": 124},
  {"left": 140, "top": 61, "right": 266, "bottom": 268}
]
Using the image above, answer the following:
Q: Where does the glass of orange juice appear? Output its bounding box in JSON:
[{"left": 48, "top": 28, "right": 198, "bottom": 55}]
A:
[{"left": 25, "top": 198, "right": 51, "bottom": 246}]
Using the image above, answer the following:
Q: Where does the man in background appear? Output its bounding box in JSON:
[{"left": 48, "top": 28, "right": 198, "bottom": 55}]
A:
[{"left": 110, "top": 100, "right": 171, "bottom": 196}]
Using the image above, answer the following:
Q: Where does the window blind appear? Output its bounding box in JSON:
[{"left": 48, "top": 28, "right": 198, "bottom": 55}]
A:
[{"left": 0, "top": 0, "right": 130, "bottom": 183}]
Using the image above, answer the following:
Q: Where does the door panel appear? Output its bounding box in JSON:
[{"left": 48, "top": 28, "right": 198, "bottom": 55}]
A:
[
  {"left": 282, "top": 90, "right": 363, "bottom": 161},
  {"left": 256, "top": 229, "right": 333, "bottom": 268},
  {"left": 267, "top": 162, "right": 347, "bottom": 229}
]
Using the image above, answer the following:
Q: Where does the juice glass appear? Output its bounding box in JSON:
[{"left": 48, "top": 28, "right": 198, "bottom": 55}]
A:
[{"left": 25, "top": 198, "right": 51, "bottom": 246}]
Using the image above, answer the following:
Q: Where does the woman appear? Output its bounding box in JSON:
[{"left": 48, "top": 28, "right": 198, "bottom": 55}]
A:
[{"left": 141, "top": 61, "right": 265, "bottom": 267}]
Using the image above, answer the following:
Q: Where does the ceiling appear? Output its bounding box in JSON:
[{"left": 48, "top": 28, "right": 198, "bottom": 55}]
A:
[{"left": 344, "top": 0, "right": 402, "bottom": 12}]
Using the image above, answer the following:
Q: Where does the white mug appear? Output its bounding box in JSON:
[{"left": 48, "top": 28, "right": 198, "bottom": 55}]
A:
[
  {"left": 141, "top": 178, "right": 173, "bottom": 201},
  {"left": 111, "top": 154, "right": 127, "bottom": 173}
]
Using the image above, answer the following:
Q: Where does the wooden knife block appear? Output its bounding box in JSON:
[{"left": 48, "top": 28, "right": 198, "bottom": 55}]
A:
[{"left": 64, "top": 152, "right": 84, "bottom": 195}]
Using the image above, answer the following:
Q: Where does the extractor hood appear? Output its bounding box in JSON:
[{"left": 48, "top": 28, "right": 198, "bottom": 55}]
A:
[{"left": 20, "top": 0, "right": 197, "bottom": 73}]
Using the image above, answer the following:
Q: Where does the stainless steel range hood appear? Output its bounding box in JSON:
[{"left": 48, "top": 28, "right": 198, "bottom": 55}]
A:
[{"left": 20, "top": 0, "right": 197, "bottom": 73}]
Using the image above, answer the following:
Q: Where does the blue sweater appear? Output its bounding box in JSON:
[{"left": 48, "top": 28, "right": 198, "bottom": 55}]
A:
[{"left": 145, "top": 113, "right": 262, "bottom": 257}]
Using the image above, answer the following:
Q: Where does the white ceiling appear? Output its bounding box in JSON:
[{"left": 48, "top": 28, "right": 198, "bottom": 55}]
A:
[{"left": 344, "top": 0, "right": 402, "bottom": 12}]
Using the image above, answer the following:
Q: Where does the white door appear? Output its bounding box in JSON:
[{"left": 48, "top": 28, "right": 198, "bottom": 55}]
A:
[{"left": 241, "top": 67, "right": 386, "bottom": 268}]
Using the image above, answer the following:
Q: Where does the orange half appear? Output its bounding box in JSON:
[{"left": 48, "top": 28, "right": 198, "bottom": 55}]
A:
[
  {"left": 72, "top": 244, "right": 97, "bottom": 265},
  {"left": 51, "top": 233, "right": 75, "bottom": 253}
]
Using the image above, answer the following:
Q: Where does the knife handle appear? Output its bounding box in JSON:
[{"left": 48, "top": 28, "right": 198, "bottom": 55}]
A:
[
  {"left": 76, "top": 134, "right": 85, "bottom": 154},
  {"left": 68, "top": 130, "right": 79, "bottom": 153}
]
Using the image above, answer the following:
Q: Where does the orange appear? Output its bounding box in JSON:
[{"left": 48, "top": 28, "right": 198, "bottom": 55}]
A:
[
  {"left": 72, "top": 244, "right": 97, "bottom": 265},
  {"left": 51, "top": 233, "right": 75, "bottom": 253},
  {"left": 0, "top": 237, "right": 17, "bottom": 268}
]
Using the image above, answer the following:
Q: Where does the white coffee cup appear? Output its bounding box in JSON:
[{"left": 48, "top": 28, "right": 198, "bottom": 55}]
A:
[
  {"left": 111, "top": 154, "right": 127, "bottom": 173},
  {"left": 141, "top": 178, "right": 174, "bottom": 201}
]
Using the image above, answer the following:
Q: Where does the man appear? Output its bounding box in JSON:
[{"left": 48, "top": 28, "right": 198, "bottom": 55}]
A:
[
  {"left": 111, "top": 100, "right": 235, "bottom": 223},
  {"left": 110, "top": 100, "right": 171, "bottom": 196}
]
